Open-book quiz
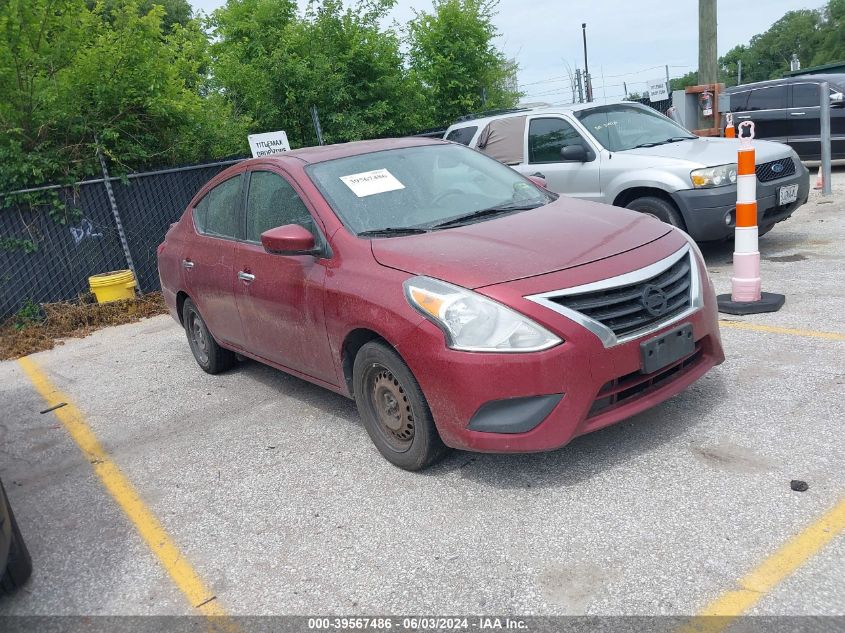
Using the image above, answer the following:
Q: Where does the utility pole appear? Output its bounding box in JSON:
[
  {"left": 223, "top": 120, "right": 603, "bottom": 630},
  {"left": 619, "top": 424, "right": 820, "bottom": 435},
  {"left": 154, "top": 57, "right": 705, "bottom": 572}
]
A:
[
  {"left": 699, "top": 0, "right": 718, "bottom": 85},
  {"left": 737, "top": 59, "right": 742, "bottom": 85},
  {"left": 582, "top": 23, "right": 592, "bottom": 102},
  {"left": 575, "top": 68, "right": 584, "bottom": 103},
  {"left": 665, "top": 64, "right": 671, "bottom": 93}
]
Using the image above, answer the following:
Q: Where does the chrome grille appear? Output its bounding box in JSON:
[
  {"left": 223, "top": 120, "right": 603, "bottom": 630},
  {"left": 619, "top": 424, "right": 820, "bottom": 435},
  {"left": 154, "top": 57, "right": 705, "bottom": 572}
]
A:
[
  {"left": 548, "top": 254, "right": 692, "bottom": 339},
  {"left": 756, "top": 158, "right": 795, "bottom": 183}
]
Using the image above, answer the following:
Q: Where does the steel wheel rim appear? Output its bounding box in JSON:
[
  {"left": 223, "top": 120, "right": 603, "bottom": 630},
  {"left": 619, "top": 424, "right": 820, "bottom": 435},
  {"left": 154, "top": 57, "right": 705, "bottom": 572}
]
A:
[
  {"left": 188, "top": 310, "right": 209, "bottom": 365},
  {"left": 367, "top": 365, "right": 415, "bottom": 452}
]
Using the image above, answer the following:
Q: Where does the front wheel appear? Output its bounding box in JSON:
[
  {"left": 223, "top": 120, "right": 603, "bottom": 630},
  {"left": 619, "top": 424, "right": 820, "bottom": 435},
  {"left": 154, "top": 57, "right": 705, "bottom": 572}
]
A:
[
  {"left": 353, "top": 341, "right": 449, "bottom": 471},
  {"left": 625, "top": 196, "right": 686, "bottom": 230}
]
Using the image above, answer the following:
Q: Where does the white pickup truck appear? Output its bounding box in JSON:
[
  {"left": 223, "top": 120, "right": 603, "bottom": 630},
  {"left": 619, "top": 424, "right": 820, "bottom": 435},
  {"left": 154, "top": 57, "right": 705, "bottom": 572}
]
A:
[{"left": 443, "top": 102, "right": 810, "bottom": 240}]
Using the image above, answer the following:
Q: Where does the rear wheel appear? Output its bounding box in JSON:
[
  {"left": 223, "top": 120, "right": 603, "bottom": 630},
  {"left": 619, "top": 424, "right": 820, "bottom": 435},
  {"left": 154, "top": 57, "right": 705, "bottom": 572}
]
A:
[
  {"left": 353, "top": 341, "right": 448, "bottom": 471},
  {"left": 625, "top": 196, "right": 686, "bottom": 230},
  {"left": 183, "top": 298, "right": 235, "bottom": 374},
  {"left": 1, "top": 488, "right": 32, "bottom": 595}
]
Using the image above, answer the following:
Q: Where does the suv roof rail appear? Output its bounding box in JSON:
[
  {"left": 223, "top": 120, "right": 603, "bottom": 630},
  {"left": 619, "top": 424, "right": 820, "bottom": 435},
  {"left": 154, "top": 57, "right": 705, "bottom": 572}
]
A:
[{"left": 454, "top": 107, "right": 530, "bottom": 123}]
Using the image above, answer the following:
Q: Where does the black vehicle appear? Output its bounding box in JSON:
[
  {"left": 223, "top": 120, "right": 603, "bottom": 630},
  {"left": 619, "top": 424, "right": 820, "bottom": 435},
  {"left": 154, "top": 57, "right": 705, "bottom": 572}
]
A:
[
  {"left": 726, "top": 74, "right": 845, "bottom": 160},
  {"left": 0, "top": 479, "right": 31, "bottom": 595}
]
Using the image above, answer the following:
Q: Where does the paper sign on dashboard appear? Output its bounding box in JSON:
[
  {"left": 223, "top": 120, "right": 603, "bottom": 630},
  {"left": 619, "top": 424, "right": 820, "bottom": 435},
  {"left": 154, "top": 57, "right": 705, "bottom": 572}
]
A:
[{"left": 340, "top": 169, "right": 405, "bottom": 197}]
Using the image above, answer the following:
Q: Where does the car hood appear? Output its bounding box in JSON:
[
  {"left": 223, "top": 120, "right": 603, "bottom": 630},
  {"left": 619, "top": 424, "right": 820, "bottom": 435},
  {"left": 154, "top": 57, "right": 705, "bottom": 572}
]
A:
[
  {"left": 370, "top": 197, "right": 672, "bottom": 289},
  {"left": 619, "top": 137, "right": 792, "bottom": 166}
]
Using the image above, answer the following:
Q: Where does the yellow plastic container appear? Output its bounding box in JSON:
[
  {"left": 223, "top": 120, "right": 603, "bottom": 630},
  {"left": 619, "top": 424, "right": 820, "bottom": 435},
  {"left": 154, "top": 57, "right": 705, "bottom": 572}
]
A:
[{"left": 88, "top": 269, "right": 137, "bottom": 304}]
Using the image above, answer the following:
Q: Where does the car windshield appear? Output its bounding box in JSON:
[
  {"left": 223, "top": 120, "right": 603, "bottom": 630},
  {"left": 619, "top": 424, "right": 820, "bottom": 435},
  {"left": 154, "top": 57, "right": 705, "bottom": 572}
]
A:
[
  {"left": 306, "top": 144, "right": 553, "bottom": 236},
  {"left": 575, "top": 104, "right": 695, "bottom": 152}
]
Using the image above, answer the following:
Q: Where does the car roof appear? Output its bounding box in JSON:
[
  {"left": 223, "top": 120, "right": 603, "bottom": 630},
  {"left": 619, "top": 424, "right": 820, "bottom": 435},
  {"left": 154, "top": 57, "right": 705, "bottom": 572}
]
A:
[
  {"left": 245, "top": 136, "right": 445, "bottom": 167},
  {"left": 446, "top": 100, "right": 635, "bottom": 130},
  {"left": 726, "top": 74, "right": 845, "bottom": 92}
]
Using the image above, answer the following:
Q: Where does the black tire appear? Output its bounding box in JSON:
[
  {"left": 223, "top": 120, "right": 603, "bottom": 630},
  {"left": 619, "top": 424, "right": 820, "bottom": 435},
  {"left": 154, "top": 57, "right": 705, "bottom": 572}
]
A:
[
  {"left": 758, "top": 224, "right": 774, "bottom": 238},
  {"left": 625, "top": 196, "right": 686, "bottom": 230},
  {"left": 1, "top": 490, "right": 32, "bottom": 595},
  {"left": 352, "top": 341, "right": 449, "bottom": 471},
  {"left": 182, "top": 298, "right": 235, "bottom": 374}
]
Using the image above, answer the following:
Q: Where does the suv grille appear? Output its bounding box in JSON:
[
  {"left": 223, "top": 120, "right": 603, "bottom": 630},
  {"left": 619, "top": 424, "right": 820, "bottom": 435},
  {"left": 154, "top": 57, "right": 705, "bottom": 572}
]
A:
[
  {"left": 756, "top": 158, "right": 795, "bottom": 182},
  {"left": 549, "top": 254, "right": 692, "bottom": 339}
]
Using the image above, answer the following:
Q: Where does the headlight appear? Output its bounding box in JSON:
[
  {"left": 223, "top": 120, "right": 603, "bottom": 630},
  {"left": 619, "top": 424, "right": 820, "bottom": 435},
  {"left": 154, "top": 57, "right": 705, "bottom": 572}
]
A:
[
  {"left": 691, "top": 164, "right": 737, "bottom": 188},
  {"left": 404, "top": 276, "right": 561, "bottom": 352}
]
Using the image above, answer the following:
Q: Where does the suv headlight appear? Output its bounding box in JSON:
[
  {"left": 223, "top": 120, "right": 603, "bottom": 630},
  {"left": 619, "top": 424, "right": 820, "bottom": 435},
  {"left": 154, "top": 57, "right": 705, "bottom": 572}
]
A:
[
  {"left": 404, "top": 276, "right": 561, "bottom": 352},
  {"left": 691, "top": 164, "right": 737, "bottom": 188}
]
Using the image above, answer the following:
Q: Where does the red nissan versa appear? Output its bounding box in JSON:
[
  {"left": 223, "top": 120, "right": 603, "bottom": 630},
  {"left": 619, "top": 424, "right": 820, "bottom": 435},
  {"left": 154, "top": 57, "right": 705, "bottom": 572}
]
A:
[{"left": 157, "top": 138, "right": 724, "bottom": 470}]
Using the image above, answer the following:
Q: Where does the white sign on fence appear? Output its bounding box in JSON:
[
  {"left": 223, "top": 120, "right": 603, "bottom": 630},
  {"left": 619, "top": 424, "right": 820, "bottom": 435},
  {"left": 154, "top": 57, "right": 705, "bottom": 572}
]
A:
[
  {"left": 647, "top": 78, "right": 669, "bottom": 103},
  {"left": 248, "top": 131, "right": 291, "bottom": 158}
]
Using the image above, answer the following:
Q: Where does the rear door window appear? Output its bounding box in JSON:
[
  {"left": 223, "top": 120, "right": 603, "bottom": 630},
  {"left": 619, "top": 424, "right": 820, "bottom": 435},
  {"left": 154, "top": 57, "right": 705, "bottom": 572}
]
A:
[
  {"left": 445, "top": 126, "right": 478, "bottom": 146},
  {"left": 193, "top": 176, "right": 242, "bottom": 239},
  {"left": 791, "top": 83, "right": 820, "bottom": 108},
  {"left": 528, "top": 118, "right": 585, "bottom": 163},
  {"left": 746, "top": 86, "right": 787, "bottom": 111}
]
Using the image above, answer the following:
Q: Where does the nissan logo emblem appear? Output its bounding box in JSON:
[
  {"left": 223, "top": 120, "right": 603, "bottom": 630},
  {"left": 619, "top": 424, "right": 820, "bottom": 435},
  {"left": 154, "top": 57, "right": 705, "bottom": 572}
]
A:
[
  {"left": 771, "top": 162, "right": 784, "bottom": 173},
  {"left": 641, "top": 284, "right": 669, "bottom": 316}
]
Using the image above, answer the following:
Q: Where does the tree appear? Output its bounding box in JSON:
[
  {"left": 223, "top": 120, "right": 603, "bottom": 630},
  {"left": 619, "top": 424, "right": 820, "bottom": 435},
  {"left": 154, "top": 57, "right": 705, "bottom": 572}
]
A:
[
  {"left": 719, "top": 8, "right": 826, "bottom": 83},
  {"left": 210, "top": 0, "right": 420, "bottom": 146},
  {"left": 86, "top": 0, "right": 194, "bottom": 33},
  {"left": 0, "top": 0, "right": 247, "bottom": 200},
  {"left": 669, "top": 71, "right": 699, "bottom": 91},
  {"left": 407, "top": 0, "right": 520, "bottom": 127},
  {"left": 813, "top": 0, "right": 845, "bottom": 65}
]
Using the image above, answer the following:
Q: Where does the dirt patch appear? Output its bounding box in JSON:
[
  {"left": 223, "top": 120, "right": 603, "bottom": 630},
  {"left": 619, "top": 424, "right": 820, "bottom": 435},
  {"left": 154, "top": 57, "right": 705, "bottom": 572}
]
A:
[
  {"left": 690, "top": 441, "right": 775, "bottom": 474},
  {"left": 763, "top": 253, "right": 808, "bottom": 262},
  {"left": 0, "top": 293, "right": 168, "bottom": 361}
]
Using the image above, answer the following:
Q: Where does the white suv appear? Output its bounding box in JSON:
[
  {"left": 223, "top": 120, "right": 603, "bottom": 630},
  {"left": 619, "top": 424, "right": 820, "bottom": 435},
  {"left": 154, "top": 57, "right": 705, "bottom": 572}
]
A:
[{"left": 443, "top": 102, "right": 809, "bottom": 241}]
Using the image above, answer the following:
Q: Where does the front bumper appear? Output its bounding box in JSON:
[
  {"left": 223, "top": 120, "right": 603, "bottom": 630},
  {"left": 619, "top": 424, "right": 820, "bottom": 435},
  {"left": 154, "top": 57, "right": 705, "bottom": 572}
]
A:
[
  {"left": 672, "top": 159, "right": 810, "bottom": 241},
  {"left": 395, "top": 240, "right": 725, "bottom": 453}
]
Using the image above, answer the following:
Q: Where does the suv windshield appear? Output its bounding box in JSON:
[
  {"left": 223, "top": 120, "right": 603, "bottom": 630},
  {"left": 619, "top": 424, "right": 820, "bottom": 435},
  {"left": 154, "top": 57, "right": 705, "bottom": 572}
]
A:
[
  {"left": 306, "top": 144, "right": 553, "bottom": 236},
  {"left": 575, "top": 104, "right": 695, "bottom": 152}
]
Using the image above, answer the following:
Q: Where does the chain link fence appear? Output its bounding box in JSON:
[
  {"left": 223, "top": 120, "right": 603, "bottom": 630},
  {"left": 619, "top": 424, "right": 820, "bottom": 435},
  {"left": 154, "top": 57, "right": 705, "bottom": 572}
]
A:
[
  {"left": 0, "top": 159, "right": 243, "bottom": 320},
  {"left": 629, "top": 95, "right": 673, "bottom": 115}
]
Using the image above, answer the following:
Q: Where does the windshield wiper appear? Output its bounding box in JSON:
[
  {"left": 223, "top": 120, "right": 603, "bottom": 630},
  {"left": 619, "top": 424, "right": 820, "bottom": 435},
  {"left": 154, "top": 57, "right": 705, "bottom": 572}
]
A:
[
  {"left": 428, "top": 202, "right": 544, "bottom": 230},
  {"left": 357, "top": 227, "right": 430, "bottom": 238},
  {"left": 630, "top": 136, "right": 696, "bottom": 149}
]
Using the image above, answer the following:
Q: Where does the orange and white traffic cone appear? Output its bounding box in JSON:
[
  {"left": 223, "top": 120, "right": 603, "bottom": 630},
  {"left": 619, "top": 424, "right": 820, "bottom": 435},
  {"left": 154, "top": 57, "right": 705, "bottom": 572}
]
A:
[
  {"left": 814, "top": 166, "right": 824, "bottom": 190},
  {"left": 717, "top": 121, "right": 785, "bottom": 315},
  {"left": 724, "top": 112, "right": 735, "bottom": 138}
]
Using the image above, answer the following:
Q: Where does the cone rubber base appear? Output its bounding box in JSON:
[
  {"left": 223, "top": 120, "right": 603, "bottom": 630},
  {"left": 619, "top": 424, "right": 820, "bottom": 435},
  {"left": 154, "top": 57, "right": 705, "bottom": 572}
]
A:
[{"left": 717, "top": 292, "right": 785, "bottom": 315}]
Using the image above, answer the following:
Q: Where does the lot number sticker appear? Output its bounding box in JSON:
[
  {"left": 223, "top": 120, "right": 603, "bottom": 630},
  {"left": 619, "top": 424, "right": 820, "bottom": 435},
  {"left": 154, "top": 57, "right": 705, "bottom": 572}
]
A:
[{"left": 340, "top": 169, "right": 405, "bottom": 197}]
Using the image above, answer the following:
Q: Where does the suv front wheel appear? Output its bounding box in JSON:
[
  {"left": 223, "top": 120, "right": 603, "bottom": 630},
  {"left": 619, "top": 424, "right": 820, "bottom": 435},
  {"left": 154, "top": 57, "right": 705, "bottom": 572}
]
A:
[{"left": 625, "top": 196, "right": 685, "bottom": 230}]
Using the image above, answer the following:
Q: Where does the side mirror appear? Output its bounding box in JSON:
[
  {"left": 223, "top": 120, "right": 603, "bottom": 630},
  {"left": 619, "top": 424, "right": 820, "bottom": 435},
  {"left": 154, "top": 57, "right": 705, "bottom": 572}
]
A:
[
  {"left": 831, "top": 92, "right": 844, "bottom": 107},
  {"left": 260, "top": 224, "right": 316, "bottom": 255},
  {"left": 527, "top": 174, "right": 547, "bottom": 189},
  {"left": 560, "top": 144, "right": 588, "bottom": 162}
]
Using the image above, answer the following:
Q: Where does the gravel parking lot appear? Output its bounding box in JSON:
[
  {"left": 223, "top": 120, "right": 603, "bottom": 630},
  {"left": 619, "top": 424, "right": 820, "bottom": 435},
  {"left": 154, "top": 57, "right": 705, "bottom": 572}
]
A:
[{"left": 0, "top": 170, "right": 843, "bottom": 621}]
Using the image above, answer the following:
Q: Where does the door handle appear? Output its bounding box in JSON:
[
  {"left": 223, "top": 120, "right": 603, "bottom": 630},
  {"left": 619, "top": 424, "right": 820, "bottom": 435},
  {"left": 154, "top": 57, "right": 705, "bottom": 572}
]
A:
[
  {"left": 789, "top": 112, "right": 806, "bottom": 116},
  {"left": 182, "top": 259, "right": 194, "bottom": 269},
  {"left": 531, "top": 171, "right": 546, "bottom": 178},
  {"left": 237, "top": 271, "right": 255, "bottom": 282},
  {"left": 736, "top": 115, "right": 751, "bottom": 119}
]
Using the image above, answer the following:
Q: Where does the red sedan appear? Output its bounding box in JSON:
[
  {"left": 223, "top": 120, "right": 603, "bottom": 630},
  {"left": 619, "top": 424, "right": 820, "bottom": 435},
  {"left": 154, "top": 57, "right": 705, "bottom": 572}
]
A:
[{"left": 157, "top": 138, "right": 724, "bottom": 470}]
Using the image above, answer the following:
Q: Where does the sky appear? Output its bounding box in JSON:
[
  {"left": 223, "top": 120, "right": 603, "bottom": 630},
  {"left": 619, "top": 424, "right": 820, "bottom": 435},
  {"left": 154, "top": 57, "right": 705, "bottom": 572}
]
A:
[{"left": 190, "top": 0, "right": 829, "bottom": 102}]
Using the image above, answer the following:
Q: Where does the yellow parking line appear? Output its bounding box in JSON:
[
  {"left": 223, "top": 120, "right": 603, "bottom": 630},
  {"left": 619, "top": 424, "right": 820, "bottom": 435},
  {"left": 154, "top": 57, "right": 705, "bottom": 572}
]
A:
[
  {"left": 17, "top": 357, "right": 236, "bottom": 629},
  {"left": 719, "top": 320, "right": 845, "bottom": 341},
  {"left": 678, "top": 498, "right": 845, "bottom": 633}
]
